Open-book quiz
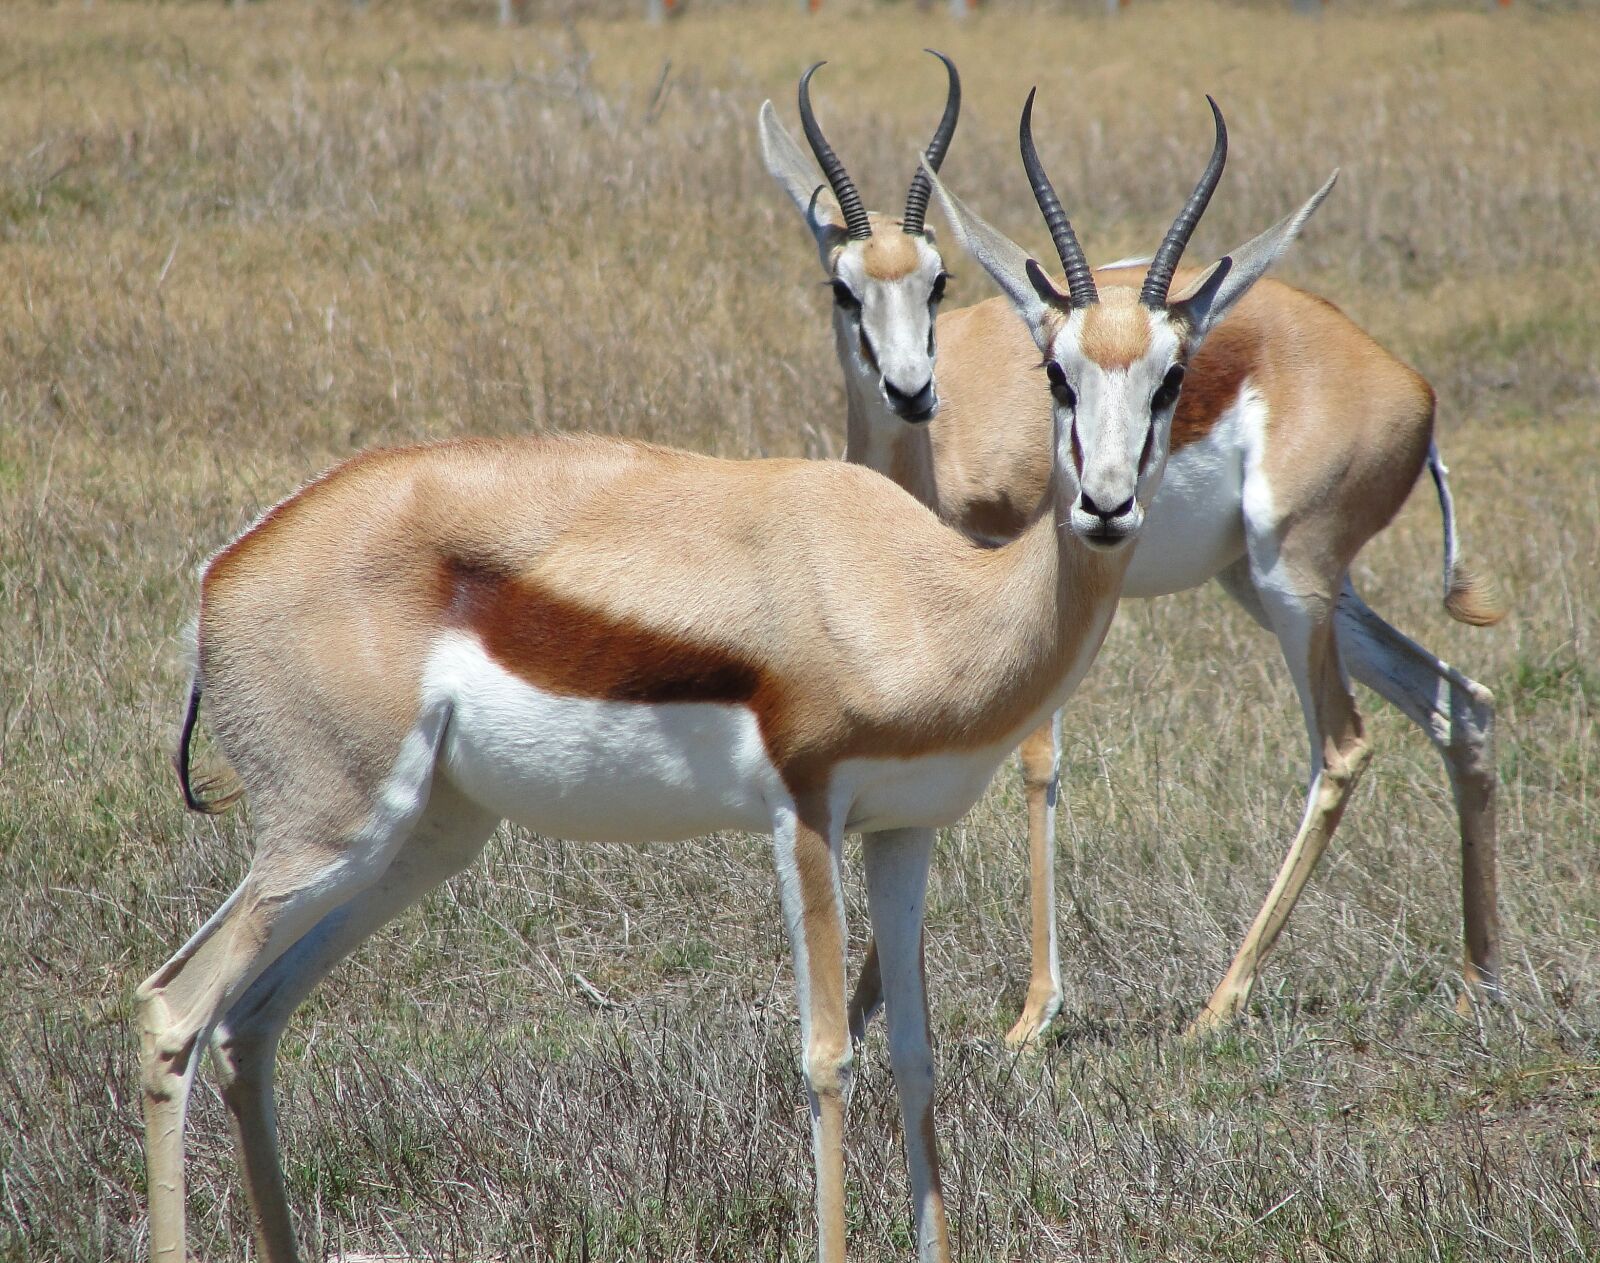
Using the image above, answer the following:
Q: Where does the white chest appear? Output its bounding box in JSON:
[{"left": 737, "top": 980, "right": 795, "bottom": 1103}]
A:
[
  {"left": 832, "top": 743, "right": 1018, "bottom": 834},
  {"left": 1121, "top": 387, "right": 1262, "bottom": 599}
]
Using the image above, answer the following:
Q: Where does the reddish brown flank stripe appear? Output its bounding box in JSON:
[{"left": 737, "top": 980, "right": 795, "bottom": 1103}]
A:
[
  {"left": 439, "top": 557, "right": 763, "bottom": 708},
  {"left": 436, "top": 556, "right": 845, "bottom": 785},
  {"left": 1170, "top": 319, "right": 1258, "bottom": 452},
  {"left": 433, "top": 555, "right": 1046, "bottom": 796}
]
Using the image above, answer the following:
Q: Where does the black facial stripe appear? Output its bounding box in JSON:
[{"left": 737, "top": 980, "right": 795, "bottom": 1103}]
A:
[{"left": 858, "top": 329, "right": 880, "bottom": 375}]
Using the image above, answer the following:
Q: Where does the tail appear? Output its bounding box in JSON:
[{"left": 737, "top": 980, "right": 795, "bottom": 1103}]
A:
[
  {"left": 1428, "top": 442, "right": 1507, "bottom": 628},
  {"left": 174, "top": 676, "right": 242, "bottom": 815}
]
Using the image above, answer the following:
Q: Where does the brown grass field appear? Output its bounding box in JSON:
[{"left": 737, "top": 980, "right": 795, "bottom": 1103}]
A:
[{"left": 2, "top": 1, "right": 1598, "bottom": 1259}]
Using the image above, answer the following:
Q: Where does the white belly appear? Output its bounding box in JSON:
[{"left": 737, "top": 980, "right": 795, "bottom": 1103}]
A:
[
  {"left": 1121, "top": 387, "right": 1260, "bottom": 599},
  {"left": 426, "top": 634, "right": 786, "bottom": 843},
  {"left": 422, "top": 634, "right": 1050, "bottom": 843},
  {"left": 834, "top": 743, "right": 1017, "bottom": 834}
]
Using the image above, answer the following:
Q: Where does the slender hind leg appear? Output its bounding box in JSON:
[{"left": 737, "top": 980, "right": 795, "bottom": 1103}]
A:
[
  {"left": 138, "top": 830, "right": 406, "bottom": 1262},
  {"left": 137, "top": 712, "right": 449, "bottom": 1263},
  {"left": 1189, "top": 559, "right": 1371, "bottom": 1034},
  {"left": 209, "top": 781, "right": 499, "bottom": 1263},
  {"left": 1336, "top": 583, "right": 1501, "bottom": 1004},
  {"left": 846, "top": 938, "right": 882, "bottom": 1048},
  {"left": 772, "top": 803, "right": 851, "bottom": 1263},
  {"left": 862, "top": 827, "right": 949, "bottom": 1263},
  {"left": 138, "top": 883, "right": 255, "bottom": 1263}
]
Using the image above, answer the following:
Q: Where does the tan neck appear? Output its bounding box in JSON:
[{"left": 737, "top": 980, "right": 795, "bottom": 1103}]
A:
[
  {"left": 985, "top": 479, "right": 1125, "bottom": 719},
  {"left": 863, "top": 462, "right": 1126, "bottom": 759},
  {"left": 837, "top": 324, "right": 941, "bottom": 512}
]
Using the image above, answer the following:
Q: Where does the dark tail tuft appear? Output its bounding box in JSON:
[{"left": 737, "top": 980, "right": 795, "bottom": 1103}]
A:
[{"left": 174, "top": 679, "right": 242, "bottom": 815}]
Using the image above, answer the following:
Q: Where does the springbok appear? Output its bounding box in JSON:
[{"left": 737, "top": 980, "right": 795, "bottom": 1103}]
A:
[
  {"left": 135, "top": 96, "right": 1327, "bottom": 1263},
  {"left": 761, "top": 65, "right": 1503, "bottom": 1044}
]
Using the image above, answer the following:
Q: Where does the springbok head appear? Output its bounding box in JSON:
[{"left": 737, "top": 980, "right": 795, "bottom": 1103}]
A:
[
  {"left": 759, "top": 52, "right": 960, "bottom": 423},
  {"left": 928, "top": 92, "right": 1336, "bottom": 550}
]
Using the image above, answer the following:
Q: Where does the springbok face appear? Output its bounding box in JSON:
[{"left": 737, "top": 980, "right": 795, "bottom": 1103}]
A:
[
  {"left": 759, "top": 53, "right": 960, "bottom": 424},
  {"left": 827, "top": 219, "right": 947, "bottom": 421},
  {"left": 928, "top": 92, "right": 1337, "bottom": 550},
  {"left": 1042, "top": 292, "right": 1189, "bottom": 547}
]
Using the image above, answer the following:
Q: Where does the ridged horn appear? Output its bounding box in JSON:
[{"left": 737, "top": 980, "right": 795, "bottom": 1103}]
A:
[
  {"left": 798, "top": 61, "right": 872, "bottom": 241},
  {"left": 1140, "top": 96, "right": 1228, "bottom": 308},
  {"left": 902, "top": 50, "right": 961, "bottom": 237},
  {"left": 1019, "top": 88, "right": 1096, "bottom": 310}
]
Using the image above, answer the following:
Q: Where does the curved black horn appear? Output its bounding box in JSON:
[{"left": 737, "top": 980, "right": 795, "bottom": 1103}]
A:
[
  {"left": 1140, "top": 96, "right": 1228, "bottom": 309},
  {"left": 902, "top": 49, "right": 961, "bottom": 237},
  {"left": 1019, "top": 88, "right": 1096, "bottom": 309},
  {"left": 798, "top": 61, "right": 872, "bottom": 241}
]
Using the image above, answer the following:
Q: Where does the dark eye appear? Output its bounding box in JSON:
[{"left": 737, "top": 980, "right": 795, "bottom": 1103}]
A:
[
  {"left": 1151, "top": 364, "right": 1185, "bottom": 414},
  {"left": 832, "top": 281, "right": 861, "bottom": 313},
  {"left": 1046, "top": 361, "right": 1076, "bottom": 410},
  {"left": 929, "top": 272, "right": 949, "bottom": 305}
]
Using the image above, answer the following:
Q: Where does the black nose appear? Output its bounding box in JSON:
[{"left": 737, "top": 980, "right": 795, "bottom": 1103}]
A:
[
  {"left": 884, "top": 378, "right": 937, "bottom": 421},
  {"left": 1079, "top": 490, "right": 1135, "bottom": 521}
]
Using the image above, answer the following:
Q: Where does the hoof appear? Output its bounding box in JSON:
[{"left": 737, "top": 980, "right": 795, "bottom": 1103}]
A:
[{"left": 1003, "top": 992, "right": 1061, "bottom": 1049}]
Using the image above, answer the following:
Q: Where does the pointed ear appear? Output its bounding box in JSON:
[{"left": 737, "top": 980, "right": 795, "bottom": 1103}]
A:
[
  {"left": 1170, "top": 169, "right": 1338, "bottom": 339},
  {"left": 921, "top": 152, "right": 1056, "bottom": 351},
  {"left": 759, "top": 100, "right": 847, "bottom": 264}
]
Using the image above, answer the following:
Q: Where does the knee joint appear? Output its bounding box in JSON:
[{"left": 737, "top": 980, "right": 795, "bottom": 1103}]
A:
[
  {"left": 209, "top": 1022, "right": 276, "bottom": 1091},
  {"left": 803, "top": 1040, "right": 855, "bottom": 1100},
  {"left": 1020, "top": 751, "right": 1059, "bottom": 796},
  {"left": 885, "top": 1039, "right": 935, "bottom": 1090},
  {"left": 1447, "top": 677, "right": 1497, "bottom": 768},
  {"left": 1324, "top": 731, "right": 1371, "bottom": 787},
  {"left": 1462, "top": 677, "right": 1496, "bottom": 715},
  {"left": 139, "top": 1026, "right": 199, "bottom": 1096}
]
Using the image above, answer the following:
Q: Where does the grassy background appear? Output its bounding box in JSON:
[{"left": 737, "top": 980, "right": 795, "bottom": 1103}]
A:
[{"left": 2, "top": 2, "right": 1598, "bottom": 1259}]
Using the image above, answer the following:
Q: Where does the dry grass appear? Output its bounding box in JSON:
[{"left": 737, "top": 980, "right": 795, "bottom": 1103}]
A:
[{"left": 2, "top": 2, "right": 1598, "bottom": 1260}]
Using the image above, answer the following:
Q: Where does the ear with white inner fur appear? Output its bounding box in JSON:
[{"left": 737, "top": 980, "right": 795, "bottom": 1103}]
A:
[
  {"left": 920, "top": 153, "right": 1056, "bottom": 350},
  {"left": 1170, "top": 169, "right": 1339, "bottom": 339},
  {"left": 758, "top": 101, "right": 847, "bottom": 263}
]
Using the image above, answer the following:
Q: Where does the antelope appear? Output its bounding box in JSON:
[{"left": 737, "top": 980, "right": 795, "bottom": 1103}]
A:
[
  {"left": 134, "top": 94, "right": 1327, "bottom": 1263},
  {"left": 760, "top": 64, "right": 1504, "bottom": 1045}
]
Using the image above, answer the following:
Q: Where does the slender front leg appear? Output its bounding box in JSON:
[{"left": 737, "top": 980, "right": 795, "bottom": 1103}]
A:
[
  {"left": 772, "top": 804, "right": 852, "bottom": 1263},
  {"left": 1190, "top": 567, "right": 1370, "bottom": 1035},
  {"left": 854, "top": 713, "right": 1063, "bottom": 1050},
  {"left": 1007, "top": 714, "right": 1064, "bottom": 1046},
  {"left": 862, "top": 827, "right": 949, "bottom": 1263}
]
